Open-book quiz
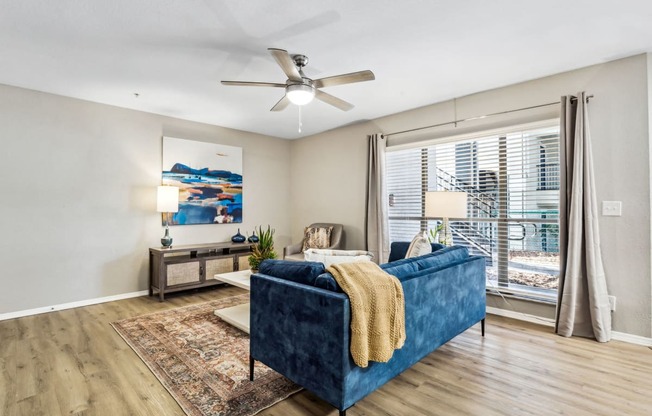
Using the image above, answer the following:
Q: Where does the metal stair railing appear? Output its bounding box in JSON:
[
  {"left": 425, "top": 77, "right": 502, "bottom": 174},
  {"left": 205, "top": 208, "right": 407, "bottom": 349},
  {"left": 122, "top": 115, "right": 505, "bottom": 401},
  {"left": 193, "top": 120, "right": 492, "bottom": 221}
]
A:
[
  {"left": 434, "top": 167, "right": 498, "bottom": 259},
  {"left": 435, "top": 167, "right": 496, "bottom": 218},
  {"left": 450, "top": 222, "right": 493, "bottom": 258}
]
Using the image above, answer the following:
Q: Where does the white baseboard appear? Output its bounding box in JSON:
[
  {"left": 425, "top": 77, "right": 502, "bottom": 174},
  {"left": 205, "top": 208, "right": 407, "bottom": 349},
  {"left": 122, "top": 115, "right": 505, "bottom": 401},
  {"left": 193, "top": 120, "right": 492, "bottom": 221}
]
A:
[
  {"left": 611, "top": 331, "right": 652, "bottom": 347},
  {"left": 0, "top": 290, "right": 149, "bottom": 321},
  {"left": 487, "top": 306, "right": 555, "bottom": 327},
  {"left": 487, "top": 307, "right": 652, "bottom": 347}
]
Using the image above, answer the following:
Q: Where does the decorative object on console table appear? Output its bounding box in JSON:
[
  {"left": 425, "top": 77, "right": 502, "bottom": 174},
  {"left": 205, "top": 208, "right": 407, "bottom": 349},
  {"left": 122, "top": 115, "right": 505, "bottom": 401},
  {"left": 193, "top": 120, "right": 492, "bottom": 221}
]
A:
[
  {"left": 149, "top": 241, "right": 253, "bottom": 301},
  {"left": 157, "top": 185, "right": 179, "bottom": 248},
  {"left": 231, "top": 228, "right": 246, "bottom": 243},
  {"left": 247, "top": 231, "right": 259, "bottom": 243},
  {"left": 248, "top": 225, "right": 277, "bottom": 272},
  {"left": 425, "top": 191, "right": 468, "bottom": 246}
]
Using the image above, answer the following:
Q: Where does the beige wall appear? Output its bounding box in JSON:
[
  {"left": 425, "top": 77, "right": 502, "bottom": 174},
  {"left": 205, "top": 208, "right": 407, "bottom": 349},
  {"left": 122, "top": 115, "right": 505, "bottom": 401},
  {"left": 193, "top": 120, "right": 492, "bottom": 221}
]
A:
[
  {"left": 0, "top": 84, "right": 291, "bottom": 315},
  {"left": 1, "top": 54, "right": 650, "bottom": 339},
  {"left": 291, "top": 54, "right": 652, "bottom": 338},
  {"left": 648, "top": 53, "right": 652, "bottom": 340}
]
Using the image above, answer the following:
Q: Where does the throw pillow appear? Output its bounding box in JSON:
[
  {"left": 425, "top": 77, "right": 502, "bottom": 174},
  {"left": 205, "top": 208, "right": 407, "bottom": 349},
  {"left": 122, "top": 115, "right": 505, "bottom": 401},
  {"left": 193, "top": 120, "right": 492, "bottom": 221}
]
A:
[
  {"left": 302, "top": 226, "right": 333, "bottom": 252},
  {"left": 405, "top": 231, "right": 432, "bottom": 258}
]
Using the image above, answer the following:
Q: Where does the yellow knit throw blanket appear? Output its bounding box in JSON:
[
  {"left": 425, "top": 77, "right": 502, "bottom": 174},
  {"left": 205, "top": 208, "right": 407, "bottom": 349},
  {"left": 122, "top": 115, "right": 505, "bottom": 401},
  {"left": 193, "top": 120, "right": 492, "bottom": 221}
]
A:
[{"left": 327, "top": 262, "right": 406, "bottom": 368}]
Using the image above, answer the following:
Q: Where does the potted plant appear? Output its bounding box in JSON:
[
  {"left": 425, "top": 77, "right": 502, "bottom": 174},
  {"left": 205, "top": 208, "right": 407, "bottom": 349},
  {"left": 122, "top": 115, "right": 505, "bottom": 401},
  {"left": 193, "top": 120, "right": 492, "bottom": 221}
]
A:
[{"left": 248, "top": 225, "right": 277, "bottom": 272}]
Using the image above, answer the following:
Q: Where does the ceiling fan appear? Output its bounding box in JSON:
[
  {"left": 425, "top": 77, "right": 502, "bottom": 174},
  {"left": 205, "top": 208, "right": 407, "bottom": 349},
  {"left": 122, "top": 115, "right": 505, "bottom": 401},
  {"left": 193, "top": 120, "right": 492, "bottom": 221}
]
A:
[{"left": 221, "top": 48, "right": 375, "bottom": 112}]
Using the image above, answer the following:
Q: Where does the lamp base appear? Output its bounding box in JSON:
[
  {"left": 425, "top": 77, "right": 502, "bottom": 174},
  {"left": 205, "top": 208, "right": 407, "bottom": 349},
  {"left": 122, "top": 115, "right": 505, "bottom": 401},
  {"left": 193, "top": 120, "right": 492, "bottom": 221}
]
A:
[
  {"left": 161, "top": 227, "right": 173, "bottom": 248},
  {"left": 438, "top": 217, "right": 453, "bottom": 246}
]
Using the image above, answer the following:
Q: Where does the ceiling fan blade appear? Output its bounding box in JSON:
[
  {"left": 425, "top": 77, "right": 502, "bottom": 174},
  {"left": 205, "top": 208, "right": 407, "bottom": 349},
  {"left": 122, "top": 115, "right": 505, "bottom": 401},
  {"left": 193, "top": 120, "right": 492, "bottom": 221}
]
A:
[
  {"left": 268, "top": 48, "right": 302, "bottom": 82},
  {"left": 313, "top": 70, "right": 375, "bottom": 89},
  {"left": 314, "top": 89, "right": 354, "bottom": 111},
  {"left": 271, "top": 95, "right": 290, "bottom": 112},
  {"left": 221, "top": 81, "right": 286, "bottom": 88}
]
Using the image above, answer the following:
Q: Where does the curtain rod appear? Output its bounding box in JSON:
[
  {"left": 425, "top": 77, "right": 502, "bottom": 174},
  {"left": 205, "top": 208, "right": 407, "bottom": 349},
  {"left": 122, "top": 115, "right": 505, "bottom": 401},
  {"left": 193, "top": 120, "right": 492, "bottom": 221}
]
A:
[{"left": 383, "top": 94, "right": 594, "bottom": 138}]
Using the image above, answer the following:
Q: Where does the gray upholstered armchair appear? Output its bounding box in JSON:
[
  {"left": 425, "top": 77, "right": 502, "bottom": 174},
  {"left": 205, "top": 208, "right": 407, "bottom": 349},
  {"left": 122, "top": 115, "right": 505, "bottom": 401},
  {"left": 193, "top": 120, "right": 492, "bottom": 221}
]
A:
[{"left": 283, "top": 223, "right": 344, "bottom": 261}]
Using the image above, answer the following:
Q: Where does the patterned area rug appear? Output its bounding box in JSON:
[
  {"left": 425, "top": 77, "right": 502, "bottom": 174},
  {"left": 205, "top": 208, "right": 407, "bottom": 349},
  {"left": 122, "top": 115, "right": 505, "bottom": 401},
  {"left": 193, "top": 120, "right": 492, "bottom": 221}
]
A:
[{"left": 111, "top": 294, "right": 301, "bottom": 416}]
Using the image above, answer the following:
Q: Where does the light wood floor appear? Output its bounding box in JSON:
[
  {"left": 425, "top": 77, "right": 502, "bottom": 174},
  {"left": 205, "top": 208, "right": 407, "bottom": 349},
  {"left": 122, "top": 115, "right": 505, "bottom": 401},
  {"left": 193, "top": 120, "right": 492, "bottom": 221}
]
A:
[{"left": 1, "top": 286, "right": 651, "bottom": 416}]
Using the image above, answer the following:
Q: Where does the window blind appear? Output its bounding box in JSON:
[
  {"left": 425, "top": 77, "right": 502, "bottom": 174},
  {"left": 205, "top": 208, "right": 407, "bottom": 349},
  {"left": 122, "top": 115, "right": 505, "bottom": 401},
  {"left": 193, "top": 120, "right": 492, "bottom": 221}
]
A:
[{"left": 386, "top": 125, "right": 561, "bottom": 296}]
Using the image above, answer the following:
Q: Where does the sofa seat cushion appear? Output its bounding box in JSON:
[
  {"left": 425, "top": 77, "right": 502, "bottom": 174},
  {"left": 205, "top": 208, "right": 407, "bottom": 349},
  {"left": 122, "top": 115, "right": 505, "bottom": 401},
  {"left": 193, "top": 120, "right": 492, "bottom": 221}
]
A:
[{"left": 258, "top": 259, "right": 326, "bottom": 286}]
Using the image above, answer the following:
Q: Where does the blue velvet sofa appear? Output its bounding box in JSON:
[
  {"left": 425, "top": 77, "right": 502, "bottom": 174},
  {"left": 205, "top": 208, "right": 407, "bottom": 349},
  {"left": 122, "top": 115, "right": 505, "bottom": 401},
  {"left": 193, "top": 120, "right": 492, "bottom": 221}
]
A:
[{"left": 249, "top": 244, "right": 486, "bottom": 415}]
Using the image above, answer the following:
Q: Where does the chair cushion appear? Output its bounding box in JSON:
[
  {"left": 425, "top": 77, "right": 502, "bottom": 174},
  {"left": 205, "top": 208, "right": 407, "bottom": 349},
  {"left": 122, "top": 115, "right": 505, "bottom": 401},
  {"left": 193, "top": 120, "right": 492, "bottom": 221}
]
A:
[
  {"left": 258, "top": 259, "right": 326, "bottom": 286},
  {"left": 405, "top": 232, "right": 432, "bottom": 258},
  {"left": 284, "top": 253, "right": 305, "bottom": 262},
  {"left": 302, "top": 226, "right": 333, "bottom": 252}
]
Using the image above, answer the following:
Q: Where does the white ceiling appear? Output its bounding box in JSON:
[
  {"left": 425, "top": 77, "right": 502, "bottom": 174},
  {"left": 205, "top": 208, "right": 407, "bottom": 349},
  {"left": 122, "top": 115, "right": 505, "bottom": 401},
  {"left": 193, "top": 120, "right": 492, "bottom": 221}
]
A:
[{"left": 1, "top": 1, "right": 652, "bottom": 139}]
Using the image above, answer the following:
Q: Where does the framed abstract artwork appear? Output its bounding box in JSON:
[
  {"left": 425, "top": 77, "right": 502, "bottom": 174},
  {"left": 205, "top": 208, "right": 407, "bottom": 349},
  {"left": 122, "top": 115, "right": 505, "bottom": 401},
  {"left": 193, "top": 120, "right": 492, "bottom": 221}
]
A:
[{"left": 162, "top": 136, "right": 243, "bottom": 225}]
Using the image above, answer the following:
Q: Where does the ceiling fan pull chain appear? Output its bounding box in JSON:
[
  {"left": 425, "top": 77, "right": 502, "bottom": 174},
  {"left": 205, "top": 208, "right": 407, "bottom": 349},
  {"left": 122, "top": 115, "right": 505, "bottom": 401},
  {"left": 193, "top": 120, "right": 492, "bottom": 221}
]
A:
[{"left": 298, "top": 105, "right": 303, "bottom": 133}]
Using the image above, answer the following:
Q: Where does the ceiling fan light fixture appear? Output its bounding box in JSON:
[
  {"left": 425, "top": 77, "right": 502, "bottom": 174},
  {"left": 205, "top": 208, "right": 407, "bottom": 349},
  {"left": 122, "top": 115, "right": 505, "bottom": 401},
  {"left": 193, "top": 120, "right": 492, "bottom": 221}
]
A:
[{"left": 286, "top": 84, "right": 315, "bottom": 106}]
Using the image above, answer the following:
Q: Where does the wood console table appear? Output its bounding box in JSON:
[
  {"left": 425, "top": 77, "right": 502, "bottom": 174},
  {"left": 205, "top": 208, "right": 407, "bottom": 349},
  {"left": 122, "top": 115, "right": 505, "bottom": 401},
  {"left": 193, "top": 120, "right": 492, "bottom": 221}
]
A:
[{"left": 149, "top": 242, "right": 253, "bottom": 301}]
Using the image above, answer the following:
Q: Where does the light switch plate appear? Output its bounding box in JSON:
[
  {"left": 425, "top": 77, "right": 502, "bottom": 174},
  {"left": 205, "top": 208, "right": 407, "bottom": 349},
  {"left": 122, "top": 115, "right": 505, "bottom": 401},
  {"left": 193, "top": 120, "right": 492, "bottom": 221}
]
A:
[{"left": 602, "top": 201, "right": 622, "bottom": 216}]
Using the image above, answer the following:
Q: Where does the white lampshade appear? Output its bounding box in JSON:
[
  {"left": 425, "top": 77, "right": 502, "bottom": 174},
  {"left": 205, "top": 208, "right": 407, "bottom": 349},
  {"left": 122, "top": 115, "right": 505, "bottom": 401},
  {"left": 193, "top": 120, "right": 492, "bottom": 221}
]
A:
[
  {"left": 286, "top": 84, "right": 315, "bottom": 105},
  {"left": 425, "top": 191, "right": 468, "bottom": 219},
  {"left": 157, "top": 186, "right": 179, "bottom": 213}
]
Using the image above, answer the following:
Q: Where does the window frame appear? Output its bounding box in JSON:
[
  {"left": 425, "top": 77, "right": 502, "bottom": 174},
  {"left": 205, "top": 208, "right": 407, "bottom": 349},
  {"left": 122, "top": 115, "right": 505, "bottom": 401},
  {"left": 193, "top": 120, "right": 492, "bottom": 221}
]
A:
[{"left": 385, "top": 120, "right": 561, "bottom": 302}]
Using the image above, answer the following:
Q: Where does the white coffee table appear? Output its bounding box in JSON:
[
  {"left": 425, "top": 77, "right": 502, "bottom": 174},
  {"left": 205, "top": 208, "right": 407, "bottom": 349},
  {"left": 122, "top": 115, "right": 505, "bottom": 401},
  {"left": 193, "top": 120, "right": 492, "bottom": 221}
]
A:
[{"left": 213, "top": 270, "right": 252, "bottom": 333}]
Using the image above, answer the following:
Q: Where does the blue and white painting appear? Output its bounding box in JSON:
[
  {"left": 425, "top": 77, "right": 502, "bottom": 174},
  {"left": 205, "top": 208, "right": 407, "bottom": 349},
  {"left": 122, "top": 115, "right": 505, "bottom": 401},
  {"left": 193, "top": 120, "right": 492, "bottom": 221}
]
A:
[{"left": 162, "top": 137, "right": 243, "bottom": 225}]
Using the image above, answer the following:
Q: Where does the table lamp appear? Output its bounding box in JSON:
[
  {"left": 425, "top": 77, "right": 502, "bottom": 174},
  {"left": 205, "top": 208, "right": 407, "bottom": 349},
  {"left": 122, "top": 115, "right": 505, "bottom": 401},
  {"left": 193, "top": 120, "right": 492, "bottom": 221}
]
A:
[
  {"left": 157, "top": 185, "right": 179, "bottom": 248},
  {"left": 425, "top": 191, "right": 468, "bottom": 246}
]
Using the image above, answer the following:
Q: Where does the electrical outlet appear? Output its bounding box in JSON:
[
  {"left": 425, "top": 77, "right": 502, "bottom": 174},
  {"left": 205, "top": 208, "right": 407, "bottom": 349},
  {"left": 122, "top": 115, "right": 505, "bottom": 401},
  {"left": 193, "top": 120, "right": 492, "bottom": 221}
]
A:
[
  {"left": 602, "top": 201, "right": 622, "bottom": 216},
  {"left": 608, "top": 295, "right": 617, "bottom": 312}
]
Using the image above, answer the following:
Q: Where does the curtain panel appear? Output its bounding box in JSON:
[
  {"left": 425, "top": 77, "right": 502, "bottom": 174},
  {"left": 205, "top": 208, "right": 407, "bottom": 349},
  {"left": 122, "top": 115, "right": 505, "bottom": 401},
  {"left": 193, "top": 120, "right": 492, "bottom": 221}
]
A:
[
  {"left": 366, "top": 134, "right": 390, "bottom": 263},
  {"left": 556, "top": 92, "right": 611, "bottom": 342}
]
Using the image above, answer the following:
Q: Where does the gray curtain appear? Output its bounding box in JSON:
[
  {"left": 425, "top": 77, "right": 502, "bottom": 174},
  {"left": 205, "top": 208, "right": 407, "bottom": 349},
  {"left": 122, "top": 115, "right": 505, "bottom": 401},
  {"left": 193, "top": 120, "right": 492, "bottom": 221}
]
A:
[
  {"left": 365, "top": 134, "right": 390, "bottom": 263},
  {"left": 556, "top": 92, "right": 611, "bottom": 342}
]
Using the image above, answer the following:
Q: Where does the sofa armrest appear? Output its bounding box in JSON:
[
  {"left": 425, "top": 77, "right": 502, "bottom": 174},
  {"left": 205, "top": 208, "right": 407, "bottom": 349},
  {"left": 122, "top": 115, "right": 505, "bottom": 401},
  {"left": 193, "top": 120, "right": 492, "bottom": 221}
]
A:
[
  {"left": 250, "top": 274, "right": 350, "bottom": 410},
  {"left": 283, "top": 241, "right": 304, "bottom": 258}
]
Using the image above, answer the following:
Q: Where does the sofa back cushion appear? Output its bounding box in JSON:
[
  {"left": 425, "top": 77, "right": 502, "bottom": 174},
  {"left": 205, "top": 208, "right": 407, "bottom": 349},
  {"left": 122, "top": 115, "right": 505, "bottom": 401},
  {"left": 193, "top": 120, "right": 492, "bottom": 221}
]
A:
[
  {"left": 258, "top": 259, "right": 326, "bottom": 286},
  {"left": 382, "top": 245, "right": 469, "bottom": 279},
  {"left": 314, "top": 272, "right": 343, "bottom": 292},
  {"left": 314, "top": 245, "right": 470, "bottom": 292}
]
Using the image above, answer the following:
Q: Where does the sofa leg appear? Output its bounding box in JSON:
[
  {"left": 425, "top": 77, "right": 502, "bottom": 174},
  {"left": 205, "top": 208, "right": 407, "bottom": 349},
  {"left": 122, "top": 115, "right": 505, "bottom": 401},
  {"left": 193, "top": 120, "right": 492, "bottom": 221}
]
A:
[
  {"left": 481, "top": 318, "right": 485, "bottom": 337},
  {"left": 249, "top": 356, "right": 255, "bottom": 381},
  {"left": 339, "top": 410, "right": 346, "bottom": 416}
]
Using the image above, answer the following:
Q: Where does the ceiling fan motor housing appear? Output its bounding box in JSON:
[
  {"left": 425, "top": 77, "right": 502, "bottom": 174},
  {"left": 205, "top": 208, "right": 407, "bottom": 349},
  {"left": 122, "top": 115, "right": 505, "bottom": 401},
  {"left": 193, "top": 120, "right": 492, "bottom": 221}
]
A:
[{"left": 292, "top": 54, "right": 309, "bottom": 68}]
